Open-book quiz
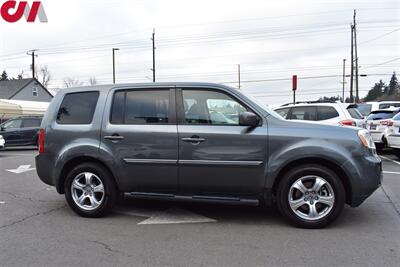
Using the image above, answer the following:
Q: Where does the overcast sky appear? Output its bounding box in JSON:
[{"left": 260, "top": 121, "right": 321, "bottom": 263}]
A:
[{"left": 0, "top": 0, "right": 399, "bottom": 105}]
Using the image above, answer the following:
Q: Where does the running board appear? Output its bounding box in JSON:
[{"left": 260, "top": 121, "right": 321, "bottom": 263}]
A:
[{"left": 125, "top": 192, "right": 259, "bottom": 206}]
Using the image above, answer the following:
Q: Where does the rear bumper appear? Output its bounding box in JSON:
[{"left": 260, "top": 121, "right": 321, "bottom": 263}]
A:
[
  {"left": 370, "top": 131, "right": 384, "bottom": 143},
  {"left": 35, "top": 154, "right": 55, "bottom": 187},
  {"left": 345, "top": 153, "right": 382, "bottom": 207}
]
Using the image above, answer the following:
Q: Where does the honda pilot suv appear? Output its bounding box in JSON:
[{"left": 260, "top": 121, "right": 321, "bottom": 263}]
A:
[{"left": 36, "top": 83, "right": 382, "bottom": 228}]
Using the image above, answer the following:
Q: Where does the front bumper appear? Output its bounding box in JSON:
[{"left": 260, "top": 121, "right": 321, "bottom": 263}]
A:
[{"left": 344, "top": 153, "right": 382, "bottom": 207}]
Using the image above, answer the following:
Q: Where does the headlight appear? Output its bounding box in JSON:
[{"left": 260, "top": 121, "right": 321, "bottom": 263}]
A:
[{"left": 358, "top": 129, "right": 375, "bottom": 149}]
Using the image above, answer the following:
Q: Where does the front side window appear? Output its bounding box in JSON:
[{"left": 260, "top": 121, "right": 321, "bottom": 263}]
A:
[
  {"left": 275, "top": 107, "right": 290, "bottom": 119},
  {"left": 57, "top": 91, "right": 99, "bottom": 124},
  {"left": 23, "top": 118, "right": 42, "bottom": 128},
  {"left": 182, "top": 90, "right": 247, "bottom": 125},
  {"left": 289, "top": 106, "right": 317, "bottom": 121},
  {"left": 110, "top": 90, "right": 170, "bottom": 124},
  {"left": 2, "top": 119, "right": 22, "bottom": 129},
  {"left": 317, "top": 106, "right": 339, "bottom": 120}
]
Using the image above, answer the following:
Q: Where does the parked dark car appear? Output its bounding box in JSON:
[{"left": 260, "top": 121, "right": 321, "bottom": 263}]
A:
[
  {"left": 0, "top": 116, "right": 43, "bottom": 147},
  {"left": 36, "top": 83, "right": 382, "bottom": 228}
]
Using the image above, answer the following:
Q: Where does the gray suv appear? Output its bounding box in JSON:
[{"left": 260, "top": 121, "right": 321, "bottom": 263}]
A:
[{"left": 36, "top": 83, "right": 382, "bottom": 228}]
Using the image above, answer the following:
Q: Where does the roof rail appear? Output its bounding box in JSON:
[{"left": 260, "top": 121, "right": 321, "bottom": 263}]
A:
[{"left": 280, "top": 100, "right": 337, "bottom": 106}]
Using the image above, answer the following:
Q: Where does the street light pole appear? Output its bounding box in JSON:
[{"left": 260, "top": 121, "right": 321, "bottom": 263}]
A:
[
  {"left": 112, "top": 48, "right": 119, "bottom": 84},
  {"left": 342, "top": 59, "right": 346, "bottom": 102}
]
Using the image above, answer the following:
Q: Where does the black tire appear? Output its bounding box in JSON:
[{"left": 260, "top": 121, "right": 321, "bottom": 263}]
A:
[
  {"left": 276, "top": 164, "right": 345, "bottom": 229},
  {"left": 392, "top": 148, "right": 400, "bottom": 159},
  {"left": 375, "top": 143, "right": 384, "bottom": 151},
  {"left": 64, "top": 162, "right": 118, "bottom": 218}
]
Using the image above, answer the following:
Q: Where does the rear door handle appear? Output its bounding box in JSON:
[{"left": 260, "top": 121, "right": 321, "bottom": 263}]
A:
[
  {"left": 182, "top": 136, "right": 205, "bottom": 143},
  {"left": 104, "top": 134, "right": 125, "bottom": 141}
]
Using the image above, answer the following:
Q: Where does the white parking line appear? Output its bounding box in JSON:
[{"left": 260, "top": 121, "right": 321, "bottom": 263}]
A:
[
  {"left": 383, "top": 171, "right": 400, "bottom": 175},
  {"left": 380, "top": 155, "right": 400, "bottom": 166}
]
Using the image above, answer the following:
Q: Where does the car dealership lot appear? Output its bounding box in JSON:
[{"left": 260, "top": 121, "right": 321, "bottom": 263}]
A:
[{"left": 0, "top": 150, "right": 399, "bottom": 267}]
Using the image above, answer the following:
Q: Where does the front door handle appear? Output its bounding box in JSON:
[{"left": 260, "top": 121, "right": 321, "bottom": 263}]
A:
[
  {"left": 104, "top": 134, "right": 125, "bottom": 141},
  {"left": 182, "top": 136, "right": 205, "bottom": 144}
]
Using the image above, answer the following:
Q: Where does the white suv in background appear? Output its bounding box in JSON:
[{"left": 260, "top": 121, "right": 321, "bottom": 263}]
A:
[
  {"left": 0, "top": 135, "right": 4, "bottom": 149},
  {"left": 274, "top": 102, "right": 365, "bottom": 127},
  {"left": 384, "top": 112, "right": 400, "bottom": 151},
  {"left": 357, "top": 101, "right": 400, "bottom": 117},
  {"left": 366, "top": 108, "right": 399, "bottom": 148}
]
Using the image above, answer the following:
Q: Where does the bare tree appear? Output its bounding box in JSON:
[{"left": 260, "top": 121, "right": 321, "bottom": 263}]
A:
[
  {"left": 63, "top": 77, "right": 84, "bottom": 88},
  {"left": 35, "top": 65, "right": 52, "bottom": 87},
  {"left": 17, "top": 70, "right": 25, "bottom": 80},
  {"left": 88, "top": 77, "right": 97, "bottom": 86}
]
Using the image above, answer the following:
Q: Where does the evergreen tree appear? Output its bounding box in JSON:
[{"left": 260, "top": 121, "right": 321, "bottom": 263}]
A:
[
  {"left": 364, "top": 80, "right": 386, "bottom": 101},
  {"left": 0, "top": 70, "right": 8, "bottom": 81},
  {"left": 387, "top": 72, "right": 399, "bottom": 96}
]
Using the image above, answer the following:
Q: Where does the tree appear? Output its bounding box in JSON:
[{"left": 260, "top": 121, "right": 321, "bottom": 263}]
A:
[
  {"left": 0, "top": 70, "right": 8, "bottom": 81},
  {"left": 386, "top": 72, "right": 399, "bottom": 96},
  {"left": 35, "top": 65, "right": 51, "bottom": 87},
  {"left": 364, "top": 80, "right": 386, "bottom": 101},
  {"left": 17, "top": 70, "right": 24, "bottom": 80},
  {"left": 318, "top": 95, "right": 341, "bottom": 102},
  {"left": 63, "top": 77, "right": 84, "bottom": 88},
  {"left": 88, "top": 77, "right": 97, "bottom": 86}
]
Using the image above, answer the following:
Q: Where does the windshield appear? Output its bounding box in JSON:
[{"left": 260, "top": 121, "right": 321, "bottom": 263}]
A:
[
  {"left": 356, "top": 104, "right": 372, "bottom": 116},
  {"left": 367, "top": 111, "right": 395, "bottom": 120},
  {"left": 241, "top": 92, "right": 283, "bottom": 119}
]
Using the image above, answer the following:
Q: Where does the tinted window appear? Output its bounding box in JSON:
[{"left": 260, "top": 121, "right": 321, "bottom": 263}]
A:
[
  {"left": 57, "top": 92, "right": 99, "bottom": 124},
  {"left": 317, "top": 106, "right": 339, "bottom": 120},
  {"left": 379, "top": 103, "right": 400, "bottom": 109},
  {"left": 23, "top": 118, "right": 42, "bottom": 128},
  {"left": 367, "top": 111, "right": 396, "bottom": 120},
  {"left": 183, "top": 90, "right": 247, "bottom": 125},
  {"left": 289, "top": 106, "right": 317, "bottom": 121},
  {"left": 356, "top": 104, "right": 372, "bottom": 116},
  {"left": 2, "top": 119, "right": 22, "bottom": 129},
  {"left": 347, "top": 108, "right": 363, "bottom": 119},
  {"left": 275, "top": 108, "right": 290, "bottom": 119},
  {"left": 111, "top": 90, "right": 170, "bottom": 124},
  {"left": 393, "top": 112, "right": 400, "bottom": 121}
]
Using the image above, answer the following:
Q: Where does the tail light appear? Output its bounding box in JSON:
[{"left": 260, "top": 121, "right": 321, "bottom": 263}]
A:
[
  {"left": 339, "top": 119, "right": 356, "bottom": 126},
  {"left": 38, "top": 128, "right": 45, "bottom": 154},
  {"left": 380, "top": 120, "right": 393, "bottom": 126}
]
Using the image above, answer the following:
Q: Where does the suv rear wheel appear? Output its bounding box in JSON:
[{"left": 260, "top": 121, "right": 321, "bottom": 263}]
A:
[
  {"left": 276, "top": 164, "right": 345, "bottom": 228},
  {"left": 64, "top": 163, "right": 118, "bottom": 217}
]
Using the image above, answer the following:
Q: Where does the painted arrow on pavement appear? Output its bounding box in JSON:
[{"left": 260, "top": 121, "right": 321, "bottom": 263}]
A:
[
  {"left": 6, "top": 165, "right": 36, "bottom": 174},
  {"left": 116, "top": 207, "right": 217, "bottom": 225}
]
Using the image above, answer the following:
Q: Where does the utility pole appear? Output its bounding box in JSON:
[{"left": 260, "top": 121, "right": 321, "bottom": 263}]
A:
[
  {"left": 353, "top": 10, "right": 359, "bottom": 103},
  {"left": 350, "top": 24, "right": 354, "bottom": 103},
  {"left": 112, "top": 48, "right": 119, "bottom": 84},
  {"left": 342, "top": 59, "right": 346, "bottom": 102},
  {"left": 27, "top": 50, "right": 38, "bottom": 79},
  {"left": 152, "top": 28, "right": 156, "bottom": 82},
  {"left": 237, "top": 64, "right": 241, "bottom": 89}
]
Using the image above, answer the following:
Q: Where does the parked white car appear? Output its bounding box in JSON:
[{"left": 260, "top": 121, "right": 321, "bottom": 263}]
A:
[
  {"left": 384, "top": 112, "right": 400, "bottom": 150},
  {"left": 366, "top": 108, "right": 399, "bottom": 147},
  {"left": 357, "top": 101, "right": 400, "bottom": 117},
  {"left": 274, "top": 102, "right": 365, "bottom": 127},
  {"left": 0, "top": 135, "right": 4, "bottom": 149}
]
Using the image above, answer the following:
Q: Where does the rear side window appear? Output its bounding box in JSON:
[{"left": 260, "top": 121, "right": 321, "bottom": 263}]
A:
[
  {"left": 23, "top": 118, "right": 42, "bottom": 128},
  {"left": 356, "top": 104, "right": 372, "bottom": 116},
  {"left": 317, "top": 106, "right": 339, "bottom": 120},
  {"left": 289, "top": 106, "right": 317, "bottom": 121},
  {"left": 275, "top": 108, "right": 290, "bottom": 119},
  {"left": 379, "top": 103, "right": 400, "bottom": 109},
  {"left": 110, "top": 90, "right": 170, "bottom": 124},
  {"left": 393, "top": 113, "right": 400, "bottom": 121},
  {"left": 367, "top": 112, "right": 395, "bottom": 120},
  {"left": 57, "top": 91, "right": 99, "bottom": 124},
  {"left": 347, "top": 108, "right": 363, "bottom": 119}
]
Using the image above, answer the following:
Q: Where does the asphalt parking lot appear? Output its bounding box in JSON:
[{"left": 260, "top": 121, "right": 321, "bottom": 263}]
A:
[{"left": 0, "top": 150, "right": 399, "bottom": 267}]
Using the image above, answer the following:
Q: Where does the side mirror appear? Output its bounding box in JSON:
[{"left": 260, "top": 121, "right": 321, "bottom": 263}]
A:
[{"left": 239, "top": 112, "right": 260, "bottom": 127}]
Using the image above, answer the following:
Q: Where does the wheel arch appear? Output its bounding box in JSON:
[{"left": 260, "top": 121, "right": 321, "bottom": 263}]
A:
[
  {"left": 57, "top": 156, "right": 119, "bottom": 194},
  {"left": 271, "top": 157, "right": 352, "bottom": 205}
]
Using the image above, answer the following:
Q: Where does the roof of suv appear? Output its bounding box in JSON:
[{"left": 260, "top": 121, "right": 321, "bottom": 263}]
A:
[{"left": 57, "top": 82, "right": 234, "bottom": 94}]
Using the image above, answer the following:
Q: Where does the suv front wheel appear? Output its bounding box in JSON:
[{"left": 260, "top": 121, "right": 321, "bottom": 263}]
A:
[
  {"left": 276, "top": 164, "right": 345, "bottom": 228},
  {"left": 64, "top": 163, "right": 118, "bottom": 217}
]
